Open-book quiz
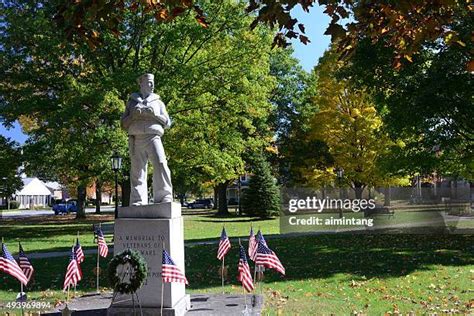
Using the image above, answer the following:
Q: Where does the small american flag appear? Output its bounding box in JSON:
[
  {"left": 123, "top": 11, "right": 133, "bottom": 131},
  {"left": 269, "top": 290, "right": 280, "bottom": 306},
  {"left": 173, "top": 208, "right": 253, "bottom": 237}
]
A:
[
  {"left": 256, "top": 230, "right": 267, "bottom": 247},
  {"left": 96, "top": 228, "right": 108, "bottom": 258},
  {"left": 63, "top": 247, "right": 81, "bottom": 291},
  {"left": 217, "top": 227, "right": 231, "bottom": 260},
  {"left": 0, "top": 243, "right": 28, "bottom": 285},
  {"left": 255, "top": 239, "right": 285, "bottom": 275},
  {"left": 74, "top": 238, "right": 85, "bottom": 263},
  {"left": 162, "top": 249, "right": 188, "bottom": 285},
  {"left": 238, "top": 245, "right": 254, "bottom": 292},
  {"left": 248, "top": 227, "right": 257, "bottom": 261},
  {"left": 74, "top": 238, "right": 84, "bottom": 279},
  {"left": 18, "top": 243, "right": 34, "bottom": 283}
]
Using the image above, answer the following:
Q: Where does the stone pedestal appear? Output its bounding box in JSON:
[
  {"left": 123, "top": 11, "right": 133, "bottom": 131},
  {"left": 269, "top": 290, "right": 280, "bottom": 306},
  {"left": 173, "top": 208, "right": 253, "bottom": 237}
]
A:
[{"left": 108, "top": 202, "right": 189, "bottom": 316}]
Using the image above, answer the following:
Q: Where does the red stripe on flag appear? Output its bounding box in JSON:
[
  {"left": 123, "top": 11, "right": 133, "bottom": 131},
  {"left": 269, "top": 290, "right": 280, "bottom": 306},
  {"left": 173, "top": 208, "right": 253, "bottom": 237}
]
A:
[{"left": 0, "top": 257, "right": 28, "bottom": 285}]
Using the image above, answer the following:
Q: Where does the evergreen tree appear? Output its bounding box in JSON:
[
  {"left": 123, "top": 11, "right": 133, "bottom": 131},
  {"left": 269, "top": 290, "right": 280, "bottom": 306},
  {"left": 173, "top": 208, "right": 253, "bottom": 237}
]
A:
[{"left": 241, "top": 154, "right": 281, "bottom": 218}]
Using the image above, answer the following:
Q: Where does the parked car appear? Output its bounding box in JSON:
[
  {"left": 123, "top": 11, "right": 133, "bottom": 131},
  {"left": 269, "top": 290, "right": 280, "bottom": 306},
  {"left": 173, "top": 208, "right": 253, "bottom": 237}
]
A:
[
  {"left": 53, "top": 199, "right": 78, "bottom": 215},
  {"left": 86, "top": 198, "right": 97, "bottom": 206},
  {"left": 187, "top": 199, "right": 214, "bottom": 209},
  {"left": 228, "top": 198, "right": 239, "bottom": 206}
]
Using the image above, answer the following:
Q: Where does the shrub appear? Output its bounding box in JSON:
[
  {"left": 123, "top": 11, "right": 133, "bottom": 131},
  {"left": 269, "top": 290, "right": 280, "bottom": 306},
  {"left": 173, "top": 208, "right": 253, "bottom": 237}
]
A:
[
  {"left": 241, "top": 154, "right": 281, "bottom": 218},
  {"left": 9, "top": 200, "right": 20, "bottom": 209}
]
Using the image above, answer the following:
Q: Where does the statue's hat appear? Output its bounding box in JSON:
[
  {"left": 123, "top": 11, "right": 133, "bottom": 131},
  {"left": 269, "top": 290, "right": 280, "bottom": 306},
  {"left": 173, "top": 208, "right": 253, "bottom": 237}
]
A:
[{"left": 138, "top": 73, "right": 154, "bottom": 83}]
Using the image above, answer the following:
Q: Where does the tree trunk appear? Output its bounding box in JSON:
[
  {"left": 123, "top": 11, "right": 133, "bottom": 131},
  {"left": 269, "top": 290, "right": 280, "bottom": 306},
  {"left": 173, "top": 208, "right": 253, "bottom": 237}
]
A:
[
  {"left": 354, "top": 183, "right": 364, "bottom": 200},
  {"left": 453, "top": 178, "right": 458, "bottom": 199},
  {"left": 6, "top": 196, "right": 10, "bottom": 210},
  {"left": 76, "top": 185, "right": 87, "bottom": 219},
  {"left": 121, "top": 178, "right": 130, "bottom": 207},
  {"left": 470, "top": 180, "right": 473, "bottom": 215},
  {"left": 95, "top": 180, "right": 101, "bottom": 214},
  {"left": 338, "top": 185, "right": 343, "bottom": 218},
  {"left": 217, "top": 182, "right": 229, "bottom": 215},
  {"left": 213, "top": 186, "right": 218, "bottom": 210},
  {"left": 343, "top": 187, "right": 349, "bottom": 199},
  {"left": 384, "top": 186, "right": 391, "bottom": 206}
]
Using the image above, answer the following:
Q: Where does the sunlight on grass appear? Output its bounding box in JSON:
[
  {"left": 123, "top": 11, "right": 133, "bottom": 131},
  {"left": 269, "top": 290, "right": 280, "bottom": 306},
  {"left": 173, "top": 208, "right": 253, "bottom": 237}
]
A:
[{"left": 0, "top": 211, "right": 472, "bottom": 314}]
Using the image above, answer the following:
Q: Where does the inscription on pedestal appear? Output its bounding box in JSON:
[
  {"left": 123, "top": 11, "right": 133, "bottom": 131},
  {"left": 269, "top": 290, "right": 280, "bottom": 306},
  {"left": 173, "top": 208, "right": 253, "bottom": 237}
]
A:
[
  {"left": 118, "top": 235, "right": 164, "bottom": 257},
  {"left": 114, "top": 217, "right": 186, "bottom": 308}
]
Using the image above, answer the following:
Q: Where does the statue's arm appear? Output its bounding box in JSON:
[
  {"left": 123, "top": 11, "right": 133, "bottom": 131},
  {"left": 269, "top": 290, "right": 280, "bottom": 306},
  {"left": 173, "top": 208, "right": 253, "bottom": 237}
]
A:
[
  {"left": 161, "top": 103, "right": 171, "bottom": 129},
  {"left": 141, "top": 100, "right": 171, "bottom": 128},
  {"left": 120, "top": 100, "right": 134, "bottom": 131}
]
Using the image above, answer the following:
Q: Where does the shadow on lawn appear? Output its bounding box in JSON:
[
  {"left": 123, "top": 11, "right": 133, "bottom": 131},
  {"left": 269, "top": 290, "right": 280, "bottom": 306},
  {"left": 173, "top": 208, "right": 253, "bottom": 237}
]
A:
[
  {"left": 194, "top": 210, "right": 274, "bottom": 221},
  {"left": 0, "top": 213, "right": 114, "bottom": 224},
  {"left": 1, "top": 224, "right": 92, "bottom": 238},
  {"left": 194, "top": 217, "right": 272, "bottom": 223},
  {"left": 185, "top": 234, "right": 474, "bottom": 290},
  {"left": 0, "top": 234, "right": 472, "bottom": 294},
  {"left": 0, "top": 215, "right": 107, "bottom": 253}
]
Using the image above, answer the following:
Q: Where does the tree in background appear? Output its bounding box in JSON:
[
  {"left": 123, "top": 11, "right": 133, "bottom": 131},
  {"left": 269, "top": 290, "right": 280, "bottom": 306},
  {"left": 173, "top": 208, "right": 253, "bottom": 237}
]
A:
[
  {"left": 1, "top": 2, "right": 129, "bottom": 218},
  {"left": 241, "top": 153, "right": 281, "bottom": 218},
  {"left": 341, "top": 7, "right": 473, "bottom": 181},
  {"left": 267, "top": 48, "right": 320, "bottom": 186},
  {"left": 54, "top": 1, "right": 471, "bottom": 71},
  {"left": 0, "top": 1, "right": 276, "bottom": 217},
  {"left": 151, "top": 1, "right": 275, "bottom": 215},
  {"left": 303, "top": 50, "right": 406, "bottom": 198},
  {"left": 268, "top": 50, "right": 335, "bottom": 187},
  {"left": 0, "top": 136, "right": 23, "bottom": 209}
]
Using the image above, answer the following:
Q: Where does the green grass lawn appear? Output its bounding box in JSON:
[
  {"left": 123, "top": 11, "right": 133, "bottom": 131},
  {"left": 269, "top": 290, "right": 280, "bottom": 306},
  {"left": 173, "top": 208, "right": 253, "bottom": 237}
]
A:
[
  {"left": 186, "top": 234, "right": 473, "bottom": 314},
  {"left": 0, "top": 210, "right": 473, "bottom": 314},
  {"left": 0, "top": 210, "right": 19, "bottom": 213},
  {"left": 1, "top": 208, "right": 470, "bottom": 253},
  {"left": 0, "top": 214, "right": 114, "bottom": 253},
  {"left": 0, "top": 210, "right": 278, "bottom": 253},
  {"left": 0, "top": 234, "right": 472, "bottom": 314},
  {"left": 183, "top": 209, "right": 279, "bottom": 241}
]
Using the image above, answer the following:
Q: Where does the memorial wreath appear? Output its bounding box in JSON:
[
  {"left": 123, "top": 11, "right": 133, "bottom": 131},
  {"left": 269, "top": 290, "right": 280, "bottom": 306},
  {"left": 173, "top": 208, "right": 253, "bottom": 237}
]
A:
[{"left": 108, "top": 249, "right": 148, "bottom": 294}]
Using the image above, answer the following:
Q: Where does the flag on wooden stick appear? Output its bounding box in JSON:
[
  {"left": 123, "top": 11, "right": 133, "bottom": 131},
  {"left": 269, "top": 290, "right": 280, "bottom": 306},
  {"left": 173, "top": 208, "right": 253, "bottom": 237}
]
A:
[
  {"left": 238, "top": 245, "right": 254, "bottom": 292},
  {"left": 18, "top": 243, "right": 34, "bottom": 283},
  {"left": 162, "top": 249, "right": 188, "bottom": 285},
  {"left": 74, "top": 238, "right": 84, "bottom": 278},
  {"left": 255, "top": 239, "right": 285, "bottom": 275},
  {"left": 0, "top": 243, "right": 28, "bottom": 285},
  {"left": 74, "top": 238, "right": 85, "bottom": 263},
  {"left": 248, "top": 227, "right": 257, "bottom": 262},
  {"left": 217, "top": 227, "right": 231, "bottom": 260},
  {"left": 96, "top": 228, "right": 108, "bottom": 258},
  {"left": 256, "top": 230, "right": 267, "bottom": 247},
  {"left": 63, "top": 247, "right": 81, "bottom": 291}
]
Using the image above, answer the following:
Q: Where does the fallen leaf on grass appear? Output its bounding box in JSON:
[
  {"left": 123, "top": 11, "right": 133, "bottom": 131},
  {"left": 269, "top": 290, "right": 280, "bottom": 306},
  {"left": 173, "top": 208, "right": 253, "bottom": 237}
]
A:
[
  {"left": 349, "top": 279, "right": 367, "bottom": 288},
  {"left": 466, "top": 299, "right": 474, "bottom": 309},
  {"left": 54, "top": 299, "right": 64, "bottom": 307}
]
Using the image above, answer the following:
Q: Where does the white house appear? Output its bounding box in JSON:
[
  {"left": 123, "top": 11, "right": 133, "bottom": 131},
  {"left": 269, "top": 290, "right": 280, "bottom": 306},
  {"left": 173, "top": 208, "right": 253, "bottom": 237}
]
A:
[
  {"left": 226, "top": 174, "right": 250, "bottom": 203},
  {"left": 15, "top": 177, "right": 53, "bottom": 209},
  {"left": 44, "top": 181, "right": 64, "bottom": 200}
]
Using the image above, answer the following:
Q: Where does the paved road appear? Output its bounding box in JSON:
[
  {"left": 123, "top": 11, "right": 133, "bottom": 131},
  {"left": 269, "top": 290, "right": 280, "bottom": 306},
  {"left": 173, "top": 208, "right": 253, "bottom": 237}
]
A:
[{"left": 0, "top": 206, "right": 115, "bottom": 218}]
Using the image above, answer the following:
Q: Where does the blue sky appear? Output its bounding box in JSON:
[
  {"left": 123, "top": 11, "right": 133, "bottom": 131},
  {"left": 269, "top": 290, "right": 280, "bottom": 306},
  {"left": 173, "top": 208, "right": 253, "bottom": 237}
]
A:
[
  {"left": 0, "top": 5, "right": 330, "bottom": 145},
  {"left": 290, "top": 4, "right": 331, "bottom": 72}
]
